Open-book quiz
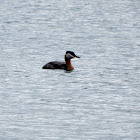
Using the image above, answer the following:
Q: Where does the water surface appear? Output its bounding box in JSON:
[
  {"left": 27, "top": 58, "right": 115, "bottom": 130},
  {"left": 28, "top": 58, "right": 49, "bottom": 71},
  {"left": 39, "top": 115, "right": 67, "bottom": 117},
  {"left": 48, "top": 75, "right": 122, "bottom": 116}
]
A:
[{"left": 0, "top": 0, "right": 140, "bottom": 139}]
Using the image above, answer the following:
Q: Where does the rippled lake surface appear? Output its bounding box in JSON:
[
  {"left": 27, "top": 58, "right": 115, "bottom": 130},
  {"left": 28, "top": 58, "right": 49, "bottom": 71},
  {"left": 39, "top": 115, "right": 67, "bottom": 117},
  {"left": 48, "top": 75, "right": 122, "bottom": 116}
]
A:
[{"left": 0, "top": 0, "right": 140, "bottom": 139}]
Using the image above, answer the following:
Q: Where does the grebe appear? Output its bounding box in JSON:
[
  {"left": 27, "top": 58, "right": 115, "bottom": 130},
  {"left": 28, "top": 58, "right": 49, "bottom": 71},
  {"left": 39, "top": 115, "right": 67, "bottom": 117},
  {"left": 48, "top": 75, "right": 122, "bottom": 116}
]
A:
[{"left": 42, "top": 51, "right": 80, "bottom": 70}]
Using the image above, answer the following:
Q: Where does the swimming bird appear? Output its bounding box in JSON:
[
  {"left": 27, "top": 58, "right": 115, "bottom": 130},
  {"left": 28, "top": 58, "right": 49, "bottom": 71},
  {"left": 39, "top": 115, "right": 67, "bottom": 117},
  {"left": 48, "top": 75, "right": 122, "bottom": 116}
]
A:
[{"left": 42, "top": 51, "right": 80, "bottom": 70}]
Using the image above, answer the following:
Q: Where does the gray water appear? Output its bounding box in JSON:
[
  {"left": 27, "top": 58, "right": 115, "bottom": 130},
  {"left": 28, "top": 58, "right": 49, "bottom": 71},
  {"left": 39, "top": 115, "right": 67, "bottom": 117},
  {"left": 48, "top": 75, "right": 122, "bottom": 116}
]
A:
[{"left": 0, "top": 0, "right": 140, "bottom": 139}]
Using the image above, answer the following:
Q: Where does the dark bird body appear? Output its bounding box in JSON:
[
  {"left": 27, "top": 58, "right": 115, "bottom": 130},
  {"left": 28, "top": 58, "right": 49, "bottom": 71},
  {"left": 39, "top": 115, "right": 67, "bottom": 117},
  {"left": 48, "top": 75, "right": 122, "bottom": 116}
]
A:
[
  {"left": 42, "top": 51, "right": 80, "bottom": 71},
  {"left": 42, "top": 61, "right": 67, "bottom": 70}
]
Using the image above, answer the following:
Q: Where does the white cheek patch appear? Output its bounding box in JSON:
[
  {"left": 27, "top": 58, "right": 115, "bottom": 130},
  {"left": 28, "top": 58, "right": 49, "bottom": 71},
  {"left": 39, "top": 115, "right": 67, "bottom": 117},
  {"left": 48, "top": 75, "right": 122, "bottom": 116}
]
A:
[{"left": 66, "top": 53, "right": 74, "bottom": 59}]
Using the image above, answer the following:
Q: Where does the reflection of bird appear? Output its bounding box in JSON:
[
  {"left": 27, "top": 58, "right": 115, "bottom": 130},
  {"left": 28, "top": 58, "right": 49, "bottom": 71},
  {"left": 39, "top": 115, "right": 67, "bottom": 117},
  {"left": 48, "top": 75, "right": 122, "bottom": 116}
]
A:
[{"left": 42, "top": 51, "right": 80, "bottom": 70}]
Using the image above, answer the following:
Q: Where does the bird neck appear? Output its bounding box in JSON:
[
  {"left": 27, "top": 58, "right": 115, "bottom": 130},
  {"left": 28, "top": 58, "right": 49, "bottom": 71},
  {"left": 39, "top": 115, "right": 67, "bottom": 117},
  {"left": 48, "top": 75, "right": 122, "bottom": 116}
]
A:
[{"left": 65, "top": 57, "right": 74, "bottom": 70}]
